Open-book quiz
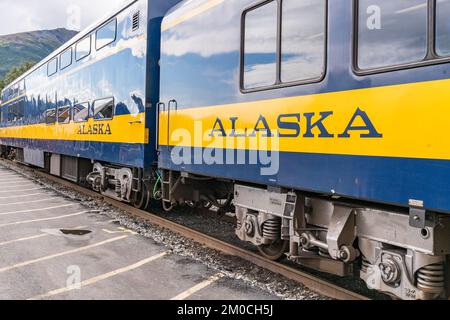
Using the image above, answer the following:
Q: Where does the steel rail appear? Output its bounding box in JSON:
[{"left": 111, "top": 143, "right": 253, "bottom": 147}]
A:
[{"left": 1, "top": 160, "right": 369, "bottom": 301}]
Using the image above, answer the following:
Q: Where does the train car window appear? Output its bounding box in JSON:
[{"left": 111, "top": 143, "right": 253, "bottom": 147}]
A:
[
  {"left": 96, "top": 19, "right": 117, "bottom": 50},
  {"left": 281, "top": 0, "right": 326, "bottom": 83},
  {"left": 8, "top": 101, "right": 24, "bottom": 123},
  {"left": 73, "top": 102, "right": 90, "bottom": 122},
  {"left": 58, "top": 106, "right": 71, "bottom": 124},
  {"left": 7, "top": 104, "right": 15, "bottom": 122},
  {"left": 16, "top": 100, "right": 25, "bottom": 122},
  {"left": 76, "top": 35, "right": 91, "bottom": 61},
  {"left": 60, "top": 48, "right": 72, "bottom": 70},
  {"left": 47, "top": 58, "right": 58, "bottom": 76},
  {"left": 243, "top": 1, "right": 278, "bottom": 89},
  {"left": 1, "top": 106, "right": 7, "bottom": 124},
  {"left": 436, "top": 0, "right": 450, "bottom": 57},
  {"left": 45, "top": 108, "right": 56, "bottom": 125},
  {"left": 357, "top": 0, "right": 428, "bottom": 70},
  {"left": 12, "top": 83, "right": 19, "bottom": 97},
  {"left": 93, "top": 98, "right": 114, "bottom": 120}
]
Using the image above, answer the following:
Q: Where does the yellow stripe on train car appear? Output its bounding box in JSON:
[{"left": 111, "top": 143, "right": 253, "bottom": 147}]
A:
[
  {"left": 0, "top": 113, "right": 146, "bottom": 144},
  {"left": 159, "top": 78, "right": 450, "bottom": 161}
]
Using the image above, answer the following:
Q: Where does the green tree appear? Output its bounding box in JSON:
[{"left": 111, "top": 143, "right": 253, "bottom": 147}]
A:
[{"left": 0, "top": 61, "right": 35, "bottom": 95}]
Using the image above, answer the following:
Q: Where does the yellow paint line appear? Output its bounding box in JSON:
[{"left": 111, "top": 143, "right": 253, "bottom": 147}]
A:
[
  {"left": 0, "top": 235, "right": 128, "bottom": 274},
  {"left": 28, "top": 252, "right": 167, "bottom": 300},
  {"left": 0, "top": 226, "right": 87, "bottom": 246},
  {"left": 0, "top": 187, "right": 42, "bottom": 194},
  {"left": 170, "top": 273, "right": 224, "bottom": 300},
  {"left": 0, "top": 234, "right": 48, "bottom": 246},
  {"left": 0, "top": 183, "right": 37, "bottom": 188},
  {"left": 0, "top": 203, "right": 76, "bottom": 216},
  {"left": 0, "top": 179, "right": 30, "bottom": 183},
  {"left": 0, "top": 211, "right": 87, "bottom": 228},
  {"left": 102, "top": 227, "right": 137, "bottom": 235},
  {"left": 0, "top": 198, "right": 56, "bottom": 206},
  {"left": 0, "top": 192, "right": 44, "bottom": 200}
]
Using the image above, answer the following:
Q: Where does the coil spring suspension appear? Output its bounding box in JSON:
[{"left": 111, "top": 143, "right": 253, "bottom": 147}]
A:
[
  {"left": 114, "top": 179, "right": 121, "bottom": 195},
  {"left": 416, "top": 263, "right": 445, "bottom": 294},
  {"left": 236, "top": 219, "right": 242, "bottom": 230},
  {"left": 262, "top": 218, "right": 281, "bottom": 241},
  {"left": 361, "top": 257, "right": 371, "bottom": 273}
]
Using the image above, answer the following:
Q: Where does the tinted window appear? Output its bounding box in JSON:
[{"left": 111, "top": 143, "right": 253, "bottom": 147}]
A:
[
  {"left": 13, "top": 83, "right": 19, "bottom": 97},
  {"left": 73, "top": 102, "right": 90, "bottom": 122},
  {"left": 16, "top": 100, "right": 25, "bottom": 122},
  {"left": 58, "top": 106, "right": 71, "bottom": 124},
  {"left": 93, "top": 98, "right": 114, "bottom": 120},
  {"left": 1, "top": 106, "right": 7, "bottom": 124},
  {"left": 357, "top": 0, "right": 428, "bottom": 70},
  {"left": 8, "top": 101, "right": 24, "bottom": 122},
  {"left": 46, "top": 109, "right": 56, "bottom": 124},
  {"left": 436, "top": 0, "right": 450, "bottom": 57},
  {"left": 60, "top": 48, "right": 72, "bottom": 70},
  {"left": 7, "top": 105, "right": 15, "bottom": 122},
  {"left": 96, "top": 19, "right": 117, "bottom": 50},
  {"left": 76, "top": 36, "right": 91, "bottom": 61},
  {"left": 47, "top": 58, "right": 58, "bottom": 76},
  {"left": 243, "top": 1, "right": 278, "bottom": 89},
  {"left": 18, "top": 80, "right": 25, "bottom": 95},
  {"left": 281, "top": 0, "right": 326, "bottom": 83}
]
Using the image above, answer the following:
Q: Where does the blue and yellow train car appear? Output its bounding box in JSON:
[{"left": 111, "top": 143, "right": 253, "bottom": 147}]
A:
[
  {"left": 0, "top": 0, "right": 180, "bottom": 207},
  {"left": 2, "top": 0, "right": 450, "bottom": 300},
  {"left": 158, "top": 0, "right": 450, "bottom": 299}
]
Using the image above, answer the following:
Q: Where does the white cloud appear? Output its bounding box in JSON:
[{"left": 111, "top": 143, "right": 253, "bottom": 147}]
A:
[{"left": 0, "top": 0, "right": 126, "bottom": 36}]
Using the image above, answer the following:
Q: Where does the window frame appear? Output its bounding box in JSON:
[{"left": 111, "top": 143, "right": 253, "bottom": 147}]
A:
[
  {"left": 47, "top": 57, "right": 58, "bottom": 77},
  {"left": 75, "top": 35, "right": 92, "bottom": 62},
  {"left": 95, "top": 18, "right": 118, "bottom": 51},
  {"left": 45, "top": 108, "right": 57, "bottom": 125},
  {"left": 60, "top": 47, "right": 73, "bottom": 70},
  {"left": 240, "top": 0, "right": 328, "bottom": 93},
  {"left": 57, "top": 105, "right": 72, "bottom": 124},
  {"left": 73, "top": 102, "right": 91, "bottom": 123},
  {"left": 92, "top": 97, "right": 115, "bottom": 121},
  {"left": 353, "top": 0, "right": 450, "bottom": 75}
]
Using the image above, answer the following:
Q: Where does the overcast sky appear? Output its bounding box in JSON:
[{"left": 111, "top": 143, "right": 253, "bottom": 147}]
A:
[{"left": 0, "top": 0, "right": 126, "bottom": 36}]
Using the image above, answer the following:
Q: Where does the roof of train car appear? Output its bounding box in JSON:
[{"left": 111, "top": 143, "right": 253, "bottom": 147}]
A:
[{"left": 1, "top": 0, "right": 137, "bottom": 95}]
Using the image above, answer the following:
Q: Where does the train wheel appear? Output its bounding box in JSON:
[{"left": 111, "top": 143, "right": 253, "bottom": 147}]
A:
[
  {"left": 133, "top": 182, "right": 150, "bottom": 210},
  {"left": 257, "top": 240, "right": 289, "bottom": 261}
]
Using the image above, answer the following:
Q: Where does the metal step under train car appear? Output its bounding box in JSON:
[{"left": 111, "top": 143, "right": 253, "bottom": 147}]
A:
[{"left": 1, "top": 0, "right": 450, "bottom": 300}]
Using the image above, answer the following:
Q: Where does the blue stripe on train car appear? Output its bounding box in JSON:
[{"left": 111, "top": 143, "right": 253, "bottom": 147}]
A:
[
  {"left": 0, "top": 138, "right": 144, "bottom": 168},
  {"left": 158, "top": 146, "right": 450, "bottom": 213}
]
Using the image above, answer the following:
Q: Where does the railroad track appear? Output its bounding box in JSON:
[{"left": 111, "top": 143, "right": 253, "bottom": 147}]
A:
[{"left": 1, "top": 159, "right": 369, "bottom": 301}]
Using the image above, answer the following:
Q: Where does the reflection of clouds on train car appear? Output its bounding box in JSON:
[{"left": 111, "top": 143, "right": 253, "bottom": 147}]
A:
[
  {"left": 129, "top": 90, "right": 144, "bottom": 115},
  {"left": 358, "top": 0, "right": 429, "bottom": 69},
  {"left": 116, "top": 37, "right": 147, "bottom": 58},
  {"left": 161, "top": 3, "right": 238, "bottom": 57},
  {"left": 243, "top": 1, "right": 277, "bottom": 89},
  {"left": 280, "top": 0, "right": 325, "bottom": 83},
  {"left": 243, "top": 0, "right": 326, "bottom": 89},
  {"left": 160, "top": 0, "right": 241, "bottom": 108}
]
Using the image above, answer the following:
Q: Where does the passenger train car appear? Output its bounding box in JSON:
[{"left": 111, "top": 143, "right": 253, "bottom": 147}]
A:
[
  {"left": 2, "top": 0, "right": 450, "bottom": 300},
  {"left": 0, "top": 0, "right": 180, "bottom": 207}
]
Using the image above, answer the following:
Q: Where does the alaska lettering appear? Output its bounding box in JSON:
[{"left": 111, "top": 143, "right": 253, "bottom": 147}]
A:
[
  {"left": 210, "top": 108, "right": 382, "bottom": 139},
  {"left": 78, "top": 124, "right": 112, "bottom": 135}
]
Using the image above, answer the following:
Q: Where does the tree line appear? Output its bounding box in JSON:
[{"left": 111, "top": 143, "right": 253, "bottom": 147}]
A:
[{"left": 0, "top": 61, "right": 35, "bottom": 96}]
